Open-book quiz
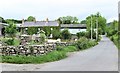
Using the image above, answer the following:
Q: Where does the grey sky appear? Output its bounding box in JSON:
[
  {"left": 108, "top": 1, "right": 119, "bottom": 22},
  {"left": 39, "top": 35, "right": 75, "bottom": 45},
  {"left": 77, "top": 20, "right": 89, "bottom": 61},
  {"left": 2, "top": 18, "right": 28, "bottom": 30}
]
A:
[{"left": 0, "top": 0, "right": 119, "bottom": 23}]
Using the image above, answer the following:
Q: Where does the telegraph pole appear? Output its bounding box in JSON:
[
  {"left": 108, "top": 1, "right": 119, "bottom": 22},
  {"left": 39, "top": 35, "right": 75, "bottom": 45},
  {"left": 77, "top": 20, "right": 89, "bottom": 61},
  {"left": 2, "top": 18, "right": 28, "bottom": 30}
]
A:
[{"left": 91, "top": 16, "right": 93, "bottom": 40}]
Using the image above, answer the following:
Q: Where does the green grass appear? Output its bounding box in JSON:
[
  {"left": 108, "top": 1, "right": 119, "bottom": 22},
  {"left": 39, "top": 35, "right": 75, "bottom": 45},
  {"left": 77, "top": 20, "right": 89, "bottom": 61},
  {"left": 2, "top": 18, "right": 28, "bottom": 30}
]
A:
[
  {"left": 1, "top": 46, "right": 77, "bottom": 64},
  {"left": 1, "top": 38, "right": 98, "bottom": 64}
]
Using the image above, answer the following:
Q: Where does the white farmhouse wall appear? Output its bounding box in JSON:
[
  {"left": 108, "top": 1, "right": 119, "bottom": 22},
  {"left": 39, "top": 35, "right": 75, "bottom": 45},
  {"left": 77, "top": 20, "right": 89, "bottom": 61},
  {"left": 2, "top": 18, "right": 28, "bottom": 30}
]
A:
[
  {"left": 61, "top": 29, "right": 86, "bottom": 34},
  {"left": 0, "top": 24, "right": 3, "bottom": 36}
]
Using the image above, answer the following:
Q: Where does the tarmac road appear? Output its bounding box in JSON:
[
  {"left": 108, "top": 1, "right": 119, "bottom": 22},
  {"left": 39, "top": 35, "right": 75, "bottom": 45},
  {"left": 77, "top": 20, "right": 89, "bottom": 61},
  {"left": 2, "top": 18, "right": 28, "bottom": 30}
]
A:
[{"left": 1, "top": 35, "right": 118, "bottom": 71}]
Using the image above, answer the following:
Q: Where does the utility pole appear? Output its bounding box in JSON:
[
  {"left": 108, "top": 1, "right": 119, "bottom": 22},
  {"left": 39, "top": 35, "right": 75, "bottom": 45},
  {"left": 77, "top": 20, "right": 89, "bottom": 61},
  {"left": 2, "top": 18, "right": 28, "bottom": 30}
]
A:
[{"left": 91, "top": 16, "right": 93, "bottom": 40}]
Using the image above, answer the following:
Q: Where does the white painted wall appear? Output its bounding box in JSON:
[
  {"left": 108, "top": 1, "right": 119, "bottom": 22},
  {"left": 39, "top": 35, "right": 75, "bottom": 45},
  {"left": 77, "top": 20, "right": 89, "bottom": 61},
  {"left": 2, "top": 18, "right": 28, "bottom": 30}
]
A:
[
  {"left": 61, "top": 28, "right": 86, "bottom": 34},
  {"left": 0, "top": 24, "right": 3, "bottom": 36}
]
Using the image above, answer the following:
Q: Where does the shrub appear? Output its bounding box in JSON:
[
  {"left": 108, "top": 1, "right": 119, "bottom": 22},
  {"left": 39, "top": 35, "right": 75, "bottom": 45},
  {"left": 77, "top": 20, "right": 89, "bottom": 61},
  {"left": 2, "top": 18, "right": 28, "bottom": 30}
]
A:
[
  {"left": 40, "top": 33, "right": 46, "bottom": 44},
  {"left": 75, "top": 37, "right": 97, "bottom": 50},
  {"left": 76, "top": 32, "right": 86, "bottom": 39},
  {"left": 61, "top": 29, "right": 71, "bottom": 40},
  {"left": 4, "top": 38, "right": 14, "bottom": 45}
]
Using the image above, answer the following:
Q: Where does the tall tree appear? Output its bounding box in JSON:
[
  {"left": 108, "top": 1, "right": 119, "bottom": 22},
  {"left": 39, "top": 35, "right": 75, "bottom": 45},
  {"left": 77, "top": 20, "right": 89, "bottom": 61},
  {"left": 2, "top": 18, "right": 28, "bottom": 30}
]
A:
[
  {"left": 5, "top": 23, "right": 17, "bottom": 37},
  {"left": 57, "top": 16, "right": 79, "bottom": 24},
  {"left": 0, "top": 16, "right": 5, "bottom": 23},
  {"left": 80, "top": 20, "right": 86, "bottom": 24},
  {"left": 27, "top": 16, "right": 36, "bottom": 21},
  {"left": 86, "top": 12, "right": 106, "bottom": 35}
]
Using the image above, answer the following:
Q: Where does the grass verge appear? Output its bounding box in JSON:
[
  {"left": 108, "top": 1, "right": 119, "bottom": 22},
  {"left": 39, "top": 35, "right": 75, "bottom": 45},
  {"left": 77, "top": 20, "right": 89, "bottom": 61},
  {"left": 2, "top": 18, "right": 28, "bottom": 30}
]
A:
[
  {"left": 1, "top": 37, "right": 98, "bottom": 64},
  {"left": 1, "top": 46, "right": 77, "bottom": 64}
]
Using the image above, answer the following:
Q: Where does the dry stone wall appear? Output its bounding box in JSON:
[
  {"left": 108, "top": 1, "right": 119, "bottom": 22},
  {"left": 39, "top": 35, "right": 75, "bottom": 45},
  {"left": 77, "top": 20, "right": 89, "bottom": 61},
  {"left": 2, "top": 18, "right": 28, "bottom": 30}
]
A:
[{"left": 0, "top": 42, "right": 73, "bottom": 56}]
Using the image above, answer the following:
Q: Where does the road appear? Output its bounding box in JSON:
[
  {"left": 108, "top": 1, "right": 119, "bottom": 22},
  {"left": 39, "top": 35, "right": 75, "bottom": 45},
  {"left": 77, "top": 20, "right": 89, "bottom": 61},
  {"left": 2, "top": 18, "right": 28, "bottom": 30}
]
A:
[{"left": 1, "top": 36, "right": 118, "bottom": 71}]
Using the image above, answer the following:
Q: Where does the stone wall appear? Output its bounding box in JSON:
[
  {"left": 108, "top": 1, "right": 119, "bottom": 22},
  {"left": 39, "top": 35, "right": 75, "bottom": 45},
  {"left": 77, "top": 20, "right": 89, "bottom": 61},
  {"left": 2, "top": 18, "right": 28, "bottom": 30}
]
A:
[{"left": 0, "top": 42, "right": 73, "bottom": 56}]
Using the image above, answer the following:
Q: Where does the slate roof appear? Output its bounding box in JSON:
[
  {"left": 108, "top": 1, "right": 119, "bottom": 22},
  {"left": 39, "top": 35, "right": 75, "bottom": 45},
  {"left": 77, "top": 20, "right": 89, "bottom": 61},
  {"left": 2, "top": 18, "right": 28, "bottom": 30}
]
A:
[
  {"left": 60, "top": 24, "right": 86, "bottom": 28},
  {"left": 20, "top": 21, "right": 59, "bottom": 27}
]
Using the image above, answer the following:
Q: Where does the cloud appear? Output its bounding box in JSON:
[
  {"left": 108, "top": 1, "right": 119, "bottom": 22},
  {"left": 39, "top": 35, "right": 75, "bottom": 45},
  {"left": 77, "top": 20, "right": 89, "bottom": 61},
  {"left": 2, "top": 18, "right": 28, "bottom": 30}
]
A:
[{"left": 0, "top": 0, "right": 119, "bottom": 22}]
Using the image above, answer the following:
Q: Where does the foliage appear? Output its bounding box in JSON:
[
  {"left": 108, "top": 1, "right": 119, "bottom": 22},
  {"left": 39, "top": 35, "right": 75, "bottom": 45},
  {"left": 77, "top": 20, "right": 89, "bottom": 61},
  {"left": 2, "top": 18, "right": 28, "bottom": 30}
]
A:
[
  {"left": 5, "top": 19, "right": 22, "bottom": 24},
  {"left": 4, "top": 38, "right": 14, "bottom": 45},
  {"left": 40, "top": 33, "right": 46, "bottom": 44},
  {"left": 1, "top": 38, "right": 20, "bottom": 46},
  {"left": 1, "top": 46, "right": 78, "bottom": 64},
  {"left": 106, "top": 20, "right": 118, "bottom": 48},
  {"left": 42, "top": 26, "right": 51, "bottom": 37},
  {"left": 0, "top": 16, "right": 5, "bottom": 23},
  {"left": 86, "top": 12, "right": 106, "bottom": 35},
  {"left": 75, "top": 37, "right": 97, "bottom": 50},
  {"left": 27, "top": 27, "right": 38, "bottom": 35},
  {"left": 5, "top": 23, "right": 17, "bottom": 38},
  {"left": 52, "top": 28, "right": 61, "bottom": 39},
  {"left": 27, "top": 16, "right": 36, "bottom": 21},
  {"left": 61, "top": 29, "right": 71, "bottom": 40},
  {"left": 83, "top": 30, "right": 96, "bottom": 39},
  {"left": 63, "top": 46, "right": 78, "bottom": 52},
  {"left": 80, "top": 20, "right": 86, "bottom": 24},
  {"left": 57, "top": 16, "right": 79, "bottom": 24},
  {"left": 76, "top": 32, "right": 86, "bottom": 39}
]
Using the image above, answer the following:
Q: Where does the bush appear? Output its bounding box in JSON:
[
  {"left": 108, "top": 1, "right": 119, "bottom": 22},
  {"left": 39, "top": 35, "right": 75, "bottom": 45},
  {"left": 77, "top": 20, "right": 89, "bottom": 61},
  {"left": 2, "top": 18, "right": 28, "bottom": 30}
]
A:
[
  {"left": 75, "top": 37, "right": 97, "bottom": 50},
  {"left": 61, "top": 29, "right": 71, "bottom": 40},
  {"left": 76, "top": 32, "right": 86, "bottom": 39},
  {"left": 85, "top": 30, "right": 96, "bottom": 39},
  {"left": 1, "top": 38, "right": 20, "bottom": 46},
  {"left": 4, "top": 38, "right": 14, "bottom": 45},
  {"left": 40, "top": 33, "right": 46, "bottom": 44}
]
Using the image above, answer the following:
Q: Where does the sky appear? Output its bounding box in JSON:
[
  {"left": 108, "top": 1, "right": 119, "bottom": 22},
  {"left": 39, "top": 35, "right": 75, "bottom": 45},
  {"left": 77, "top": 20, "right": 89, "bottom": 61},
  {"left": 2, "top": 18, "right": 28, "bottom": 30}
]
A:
[{"left": 0, "top": 0, "right": 119, "bottom": 23}]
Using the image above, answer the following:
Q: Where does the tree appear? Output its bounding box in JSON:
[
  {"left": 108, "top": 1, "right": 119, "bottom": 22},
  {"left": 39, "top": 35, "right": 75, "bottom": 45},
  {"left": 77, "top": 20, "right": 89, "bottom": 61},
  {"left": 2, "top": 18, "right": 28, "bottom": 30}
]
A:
[
  {"left": 5, "top": 19, "right": 22, "bottom": 24},
  {"left": 86, "top": 12, "right": 106, "bottom": 35},
  {"left": 57, "top": 16, "right": 79, "bottom": 24},
  {"left": 52, "top": 28, "right": 61, "bottom": 39},
  {"left": 5, "top": 23, "right": 17, "bottom": 37},
  {"left": 27, "top": 16, "right": 36, "bottom": 21},
  {"left": 61, "top": 29, "right": 71, "bottom": 40},
  {"left": 0, "top": 16, "right": 5, "bottom": 23},
  {"left": 106, "top": 20, "right": 118, "bottom": 36},
  {"left": 27, "top": 27, "right": 38, "bottom": 35},
  {"left": 81, "top": 20, "right": 86, "bottom": 24}
]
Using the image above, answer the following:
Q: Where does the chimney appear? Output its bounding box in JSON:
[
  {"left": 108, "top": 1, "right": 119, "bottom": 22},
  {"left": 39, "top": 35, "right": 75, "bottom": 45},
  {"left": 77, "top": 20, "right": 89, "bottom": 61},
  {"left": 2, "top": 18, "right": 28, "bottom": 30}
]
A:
[
  {"left": 22, "top": 19, "right": 24, "bottom": 25},
  {"left": 34, "top": 17, "right": 36, "bottom": 23},
  {"left": 46, "top": 18, "right": 49, "bottom": 23}
]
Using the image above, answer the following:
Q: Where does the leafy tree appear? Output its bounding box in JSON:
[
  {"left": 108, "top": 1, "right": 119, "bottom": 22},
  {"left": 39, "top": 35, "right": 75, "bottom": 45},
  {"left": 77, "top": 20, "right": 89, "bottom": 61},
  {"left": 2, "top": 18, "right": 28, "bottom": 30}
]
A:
[
  {"left": 86, "top": 12, "right": 106, "bottom": 35},
  {"left": 0, "top": 16, "right": 5, "bottom": 23},
  {"left": 61, "top": 29, "right": 71, "bottom": 40},
  {"left": 27, "top": 27, "right": 38, "bottom": 35},
  {"left": 76, "top": 32, "right": 86, "bottom": 39},
  {"left": 5, "top": 23, "right": 17, "bottom": 38},
  {"left": 106, "top": 20, "right": 118, "bottom": 36},
  {"left": 27, "top": 16, "right": 36, "bottom": 21},
  {"left": 42, "top": 26, "right": 51, "bottom": 37},
  {"left": 52, "top": 28, "right": 61, "bottom": 39},
  {"left": 80, "top": 20, "right": 86, "bottom": 24},
  {"left": 57, "top": 16, "right": 79, "bottom": 24},
  {"left": 5, "top": 19, "right": 22, "bottom": 24}
]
